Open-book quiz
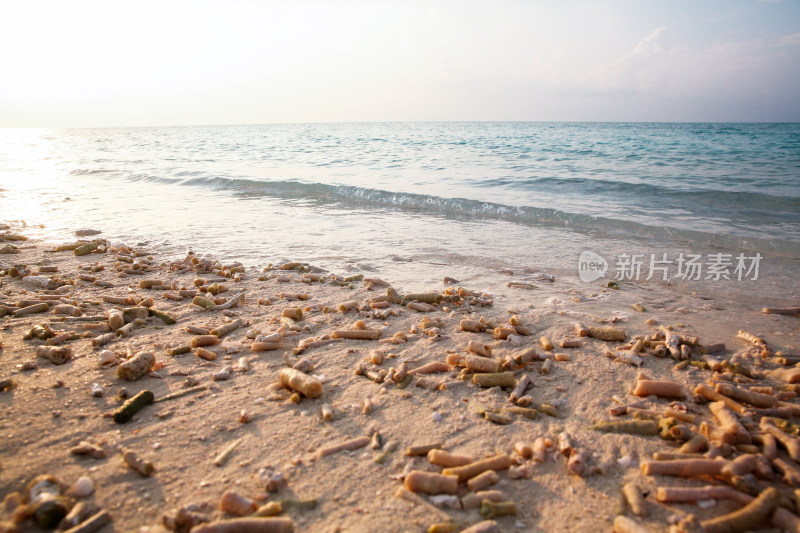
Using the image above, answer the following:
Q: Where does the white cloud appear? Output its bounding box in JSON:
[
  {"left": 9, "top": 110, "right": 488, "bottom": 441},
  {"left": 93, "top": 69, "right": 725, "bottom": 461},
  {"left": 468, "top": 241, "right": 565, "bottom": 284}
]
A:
[
  {"left": 570, "top": 23, "right": 800, "bottom": 120},
  {"left": 586, "top": 27, "right": 673, "bottom": 93},
  {"left": 634, "top": 27, "right": 668, "bottom": 55},
  {"left": 779, "top": 33, "right": 800, "bottom": 45},
  {"left": 588, "top": 27, "right": 786, "bottom": 96}
]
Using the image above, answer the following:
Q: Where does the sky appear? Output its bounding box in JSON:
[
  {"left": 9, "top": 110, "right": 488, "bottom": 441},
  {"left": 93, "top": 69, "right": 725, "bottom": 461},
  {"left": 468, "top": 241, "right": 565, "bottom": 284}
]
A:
[{"left": 0, "top": 0, "right": 799, "bottom": 127}]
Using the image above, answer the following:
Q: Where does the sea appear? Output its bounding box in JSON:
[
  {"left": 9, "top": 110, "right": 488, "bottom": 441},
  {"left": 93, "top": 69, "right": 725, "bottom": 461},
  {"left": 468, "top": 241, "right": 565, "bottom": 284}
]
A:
[{"left": 1, "top": 122, "right": 798, "bottom": 299}]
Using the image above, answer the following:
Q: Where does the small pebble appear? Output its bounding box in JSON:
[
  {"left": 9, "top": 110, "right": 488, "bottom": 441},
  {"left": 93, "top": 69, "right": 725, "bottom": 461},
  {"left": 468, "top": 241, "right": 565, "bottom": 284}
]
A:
[
  {"left": 212, "top": 365, "right": 234, "bottom": 381},
  {"left": 617, "top": 456, "right": 636, "bottom": 468},
  {"left": 71, "top": 476, "right": 94, "bottom": 498},
  {"left": 258, "top": 467, "right": 284, "bottom": 492},
  {"left": 507, "top": 334, "right": 523, "bottom": 346},
  {"left": 428, "top": 494, "right": 459, "bottom": 509}
]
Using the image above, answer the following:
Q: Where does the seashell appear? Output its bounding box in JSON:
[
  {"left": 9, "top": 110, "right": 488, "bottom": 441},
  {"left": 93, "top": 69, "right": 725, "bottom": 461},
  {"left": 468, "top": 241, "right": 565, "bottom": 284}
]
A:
[
  {"left": 219, "top": 491, "right": 256, "bottom": 516},
  {"left": 71, "top": 476, "right": 94, "bottom": 498},
  {"left": 212, "top": 365, "right": 234, "bottom": 381},
  {"left": 97, "top": 350, "right": 118, "bottom": 367},
  {"left": 617, "top": 455, "right": 636, "bottom": 468},
  {"left": 507, "top": 334, "right": 523, "bottom": 346}
]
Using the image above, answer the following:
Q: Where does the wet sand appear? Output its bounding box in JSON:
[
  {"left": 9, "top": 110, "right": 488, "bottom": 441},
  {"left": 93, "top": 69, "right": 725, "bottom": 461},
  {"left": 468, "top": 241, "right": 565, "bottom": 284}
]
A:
[{"left": 1, "top": 223, "right": 799, "bottom": 533}]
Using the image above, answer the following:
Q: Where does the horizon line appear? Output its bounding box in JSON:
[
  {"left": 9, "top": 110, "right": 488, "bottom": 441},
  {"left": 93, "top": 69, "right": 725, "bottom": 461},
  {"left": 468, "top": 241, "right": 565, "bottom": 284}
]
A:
[{"left": 3, "top": 119, "right": 800, "bottom": 130}]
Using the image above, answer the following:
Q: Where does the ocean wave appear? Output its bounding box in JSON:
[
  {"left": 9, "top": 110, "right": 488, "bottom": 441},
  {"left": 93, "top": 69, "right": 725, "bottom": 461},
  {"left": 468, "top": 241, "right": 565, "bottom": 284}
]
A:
[
  {"left": 109, "top": 172, "right": 800, "bottom": 256},
  {"left": 69, "top": 168, "right": 117, "bottom": 175},
  {"left": 479, "top": 175, "right": 800, "bottom": 212}
]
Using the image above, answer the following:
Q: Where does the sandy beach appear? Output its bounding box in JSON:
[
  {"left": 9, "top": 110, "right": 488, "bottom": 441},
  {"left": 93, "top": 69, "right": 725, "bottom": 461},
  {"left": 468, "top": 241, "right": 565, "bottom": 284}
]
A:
[
  {"left": 2, "top": 0, "right": 800, "bottom": 530},
  {"left": 1, "top": 222, "right": 799, "bottom": 533}
]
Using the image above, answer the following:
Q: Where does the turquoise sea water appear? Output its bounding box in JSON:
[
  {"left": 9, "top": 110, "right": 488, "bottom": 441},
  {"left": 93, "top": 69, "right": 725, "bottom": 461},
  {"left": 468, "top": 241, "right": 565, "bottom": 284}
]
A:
[{"left": 1, "top": 122, "right": 798, "bottom": 294}]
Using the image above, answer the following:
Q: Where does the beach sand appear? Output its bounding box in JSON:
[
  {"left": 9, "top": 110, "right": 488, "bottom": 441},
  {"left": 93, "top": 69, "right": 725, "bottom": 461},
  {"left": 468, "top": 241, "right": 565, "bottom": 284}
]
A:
[{"left": 1, "top": 222, "right": 799, "bottom": 533}]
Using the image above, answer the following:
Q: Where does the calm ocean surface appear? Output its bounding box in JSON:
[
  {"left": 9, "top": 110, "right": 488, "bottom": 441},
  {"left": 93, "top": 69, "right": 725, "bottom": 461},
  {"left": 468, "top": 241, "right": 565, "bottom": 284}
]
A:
[{"left": 1, "top": 122, "right": 798, "bottom": 293}]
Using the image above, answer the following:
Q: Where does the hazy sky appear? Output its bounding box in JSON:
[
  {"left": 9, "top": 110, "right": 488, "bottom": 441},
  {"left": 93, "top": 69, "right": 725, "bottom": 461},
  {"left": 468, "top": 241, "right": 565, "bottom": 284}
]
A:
[{"left": 1, "top": 0, "right": 799, "bottom": 127}]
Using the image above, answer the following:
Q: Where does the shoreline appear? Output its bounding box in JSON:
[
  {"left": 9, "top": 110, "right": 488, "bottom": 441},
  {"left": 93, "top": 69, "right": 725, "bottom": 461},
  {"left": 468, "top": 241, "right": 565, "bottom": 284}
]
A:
[
  {"left": 1, "top": 223, "right": 800, "bottom": 532},
  {"left": 3, "top": 122, "right": 799, "bottom": 306}
]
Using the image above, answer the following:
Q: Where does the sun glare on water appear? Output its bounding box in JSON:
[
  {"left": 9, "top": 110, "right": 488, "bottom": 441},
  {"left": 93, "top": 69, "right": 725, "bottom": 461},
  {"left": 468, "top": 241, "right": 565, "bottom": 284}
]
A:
[{"left": 0, "top": 128, "right": 66, "bottom": 231}]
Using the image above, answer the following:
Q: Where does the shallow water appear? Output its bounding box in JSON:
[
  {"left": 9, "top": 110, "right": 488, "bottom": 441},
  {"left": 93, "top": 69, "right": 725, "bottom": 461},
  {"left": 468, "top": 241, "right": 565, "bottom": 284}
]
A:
[{"left": 0, "top": 122, "right": 798, "bottom": 300}]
